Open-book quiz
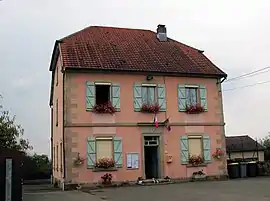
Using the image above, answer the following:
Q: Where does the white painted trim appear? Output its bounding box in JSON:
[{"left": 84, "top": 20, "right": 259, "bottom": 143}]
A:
[
  {"left": 141, "top": 83, "right": 157, "bottom": 87},
  {"left": 95, "top": 82, "right": 111, "bottom": 85}
]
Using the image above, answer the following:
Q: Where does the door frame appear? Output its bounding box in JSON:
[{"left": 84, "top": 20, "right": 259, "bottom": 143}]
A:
[{"left": 141, "top": 132, "right": 164, "bottom": 179}]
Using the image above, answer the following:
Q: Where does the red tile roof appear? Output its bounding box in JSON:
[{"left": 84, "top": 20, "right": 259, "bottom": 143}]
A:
[{"left": 57, "top": 26, "right": 226, "bottom": 77}]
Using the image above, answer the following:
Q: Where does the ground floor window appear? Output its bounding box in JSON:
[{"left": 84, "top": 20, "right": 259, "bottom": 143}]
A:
[
  {"left": 96, "top": 138, "right": 113, "bottom": 160},
  {"left": 188, "top": 136, "right": 203, "bottom": 157}
]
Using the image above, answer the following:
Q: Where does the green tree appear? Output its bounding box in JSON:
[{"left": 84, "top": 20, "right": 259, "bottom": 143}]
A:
[
  {"left": 261, "top": 134, "right": 270, "bottom": 160},
  {"left": 0, "top": 97, "right": 32, "bottom": 151}
]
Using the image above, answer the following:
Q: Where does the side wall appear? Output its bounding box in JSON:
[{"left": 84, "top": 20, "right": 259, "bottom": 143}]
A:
[{"left": 52, "top": 57, "right": 64, "bottom": 184}]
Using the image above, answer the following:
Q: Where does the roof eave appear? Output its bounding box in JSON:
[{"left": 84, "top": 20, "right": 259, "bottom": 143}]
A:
[
  {"left": 64, "top": 67, "right": 227, "bottom": 79},
  {"left": 49, "top": 40, "right": 61, "bottom": 106}
]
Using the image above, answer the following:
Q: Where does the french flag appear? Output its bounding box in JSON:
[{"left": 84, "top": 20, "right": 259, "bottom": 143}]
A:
[{"left": 154, "top": 114, "right": 159, "bottom": 128}]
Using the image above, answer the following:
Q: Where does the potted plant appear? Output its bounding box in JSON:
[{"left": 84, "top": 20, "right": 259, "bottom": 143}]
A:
[
  {"left": 92, "top": 101, "right": 116, "bottom": 114},
  {"left": 192, "top": 170, "right": 206, "bottom": 180},
  {"left": 73, "top": 153, "right": 84, "bottom": 166},
  {"left": 94, "top": 158, "right": 116, "bottom": 169},
  {"left": 212, "top": 148, "right": 225, "bottom": 159},
  {"left": 185, "top": 104, "right": 205, "bottom": 114},
  {"left": 188, "top": 155, "right": 204, "bottom": 166},
  {"left": 140, "top": 103, "right": 160, "bottom": 113},
  {"left": 101, "top": 173, "right": 113, "bottom": 185}
]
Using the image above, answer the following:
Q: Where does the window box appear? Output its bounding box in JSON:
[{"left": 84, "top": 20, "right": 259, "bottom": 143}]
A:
[
  {"left": 92, "top": 167, "right": 118, "bottom": 172},
  {"left": 185, "top": 104, "right": 205, "bottom": 114},
  {"left": 140, "top": 103, "right": 160, "bottom": 113},
  {"left": 92, "top": 101, "right": 116, "bottom": 114}
]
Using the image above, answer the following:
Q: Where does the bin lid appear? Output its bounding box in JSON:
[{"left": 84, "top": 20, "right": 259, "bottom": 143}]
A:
[
  {"left": 248, "top": 161, "right": 257, "bottom": 164},
  {"left": 239, "top": 162, "right": 248, "bottom": 164},
  {"left": 228, "top": 163, "right": 239, "bottom": 165}
]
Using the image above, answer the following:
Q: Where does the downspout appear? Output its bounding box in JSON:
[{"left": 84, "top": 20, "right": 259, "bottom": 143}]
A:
[{"left": 50, "top": 106, "right": 53, "bottom": 183}]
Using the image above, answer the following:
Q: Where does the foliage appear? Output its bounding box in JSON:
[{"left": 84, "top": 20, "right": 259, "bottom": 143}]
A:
[
  {"left": 0, "top": 97, "right": 32, "bottom": 152},
  {"left": 92, "top": 101, "right": 116, "bottom": 114},
  {"left": 95, "top": 157, "right": 115, "bottom": 169},
  {"left": 22, "top": 153, "right": 51, "bottom": 180},
  {"left": 140, "top": 103, "right": 160, "bottom": 113}
]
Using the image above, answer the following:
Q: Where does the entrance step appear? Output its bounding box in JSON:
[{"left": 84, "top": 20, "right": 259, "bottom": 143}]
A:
[{"left": 137, "top": 178, "right": 172, "bottom": 185}]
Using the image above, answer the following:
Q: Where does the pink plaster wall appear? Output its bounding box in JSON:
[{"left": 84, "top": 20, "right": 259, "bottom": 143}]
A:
[{"left": 54, "top": 72, "right": 225, "bottom": 183}]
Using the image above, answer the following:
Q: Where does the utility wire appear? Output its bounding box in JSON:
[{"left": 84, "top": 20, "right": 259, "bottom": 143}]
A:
[
  {"left": 223, "top": 80, "right": 270, "bottom": 92},
  {"left": 224, "top": 66, "right": 270, "bottom": 83}
]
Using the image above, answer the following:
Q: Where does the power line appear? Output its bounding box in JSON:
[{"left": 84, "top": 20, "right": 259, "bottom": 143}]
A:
[
  {"left": 224, "top": 66, "right": 270, "bottom": 83},
  {"left": 223, "top": 80, "right": 270, "bottom": 92}
]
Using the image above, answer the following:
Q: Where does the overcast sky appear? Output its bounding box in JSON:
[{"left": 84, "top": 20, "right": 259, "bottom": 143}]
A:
[{"left": 1, "top": 0, "right": 270, "bottom": 155}]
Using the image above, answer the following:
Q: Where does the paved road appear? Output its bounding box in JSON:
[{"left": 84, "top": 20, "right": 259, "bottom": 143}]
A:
[{"left": 24, "top": 178, "right": 270, "bottom": 201}]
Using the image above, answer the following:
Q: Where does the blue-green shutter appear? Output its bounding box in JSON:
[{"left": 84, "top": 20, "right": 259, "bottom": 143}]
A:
[
  {"left": 178, "top": 85, "right": 186, "bottom": 111},
  {"left": 133, "top": 84, "right": 142, "bottom": 111},
  {"left": 199, "top": 85, "right": 208, "bottom": 111},
  {"left": 87, "top": 137, "right": 96, "bottom": 168},
  {"left": 203, "top": 136, "right": 211, "bottom": 163},
  {"left": 114, "top": 137, "right": 123, "bottom": 168},
  {"left": 157, "top": 84, "right": 166, "bottom": 111},
  {"left": 180, "top": 136, "right": 189, "bottom": 164},
  {"left": 111, "top": 84, "right": 120, "bottom": 111},
  {"left": 86, "top": 81, "right": 95, "bottom": 110}
]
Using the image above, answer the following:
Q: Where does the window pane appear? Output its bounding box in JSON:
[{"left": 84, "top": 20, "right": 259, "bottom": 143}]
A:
[
  {"left": 188, "top": 138, "right": 202, "bottom": 156},
  {"left": 142, "top": 87, "right": 148, "bottom": 104},
  {"left": 96, "top": 140, "right": 113, "bottom": 160},
  {"left": 148, "top": 87, "right": 155, "bottom": 104},
  {"left": 186, "top": 88, "right": 197, "bottom": 106}
]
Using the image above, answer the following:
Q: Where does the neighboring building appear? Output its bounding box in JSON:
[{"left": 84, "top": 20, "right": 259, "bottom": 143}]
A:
[
  {"left": 226, "top": 135, "right": 265, "bottom": 161},
  {"left": 49, "top": 24, "right": 227, "bottom": 187}
]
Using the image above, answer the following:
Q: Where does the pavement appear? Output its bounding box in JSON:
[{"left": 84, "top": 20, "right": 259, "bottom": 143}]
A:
[{"left": 23, "top": 177, "right": 270, "bottom": 201}]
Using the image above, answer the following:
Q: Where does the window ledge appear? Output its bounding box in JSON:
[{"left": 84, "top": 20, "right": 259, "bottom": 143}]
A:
[
  {"left": 186, "top": 163, "right": 207, "bottom": 167},
  {"left": 92, "top": 167, "right": 118, "bottom": 172}
]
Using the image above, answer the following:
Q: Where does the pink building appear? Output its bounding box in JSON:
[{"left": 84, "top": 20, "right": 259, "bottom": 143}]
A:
[{"left": 49, "top": 25, "right": 228, "bottom": 188}]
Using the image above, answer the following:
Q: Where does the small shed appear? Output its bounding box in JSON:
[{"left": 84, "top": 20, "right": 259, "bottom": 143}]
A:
[{"left": 226, "top": 135, "right": 265, "bottom": 161}]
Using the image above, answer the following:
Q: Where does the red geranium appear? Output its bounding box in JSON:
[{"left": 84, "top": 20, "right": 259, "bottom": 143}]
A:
[
  {"left": 92, "top": 101, "right": 116, "bottom": 114},
  {"left": 185, "top": 104, "right": 205, "bottom": 114},
  {"left": 140, "top": 103, "right": 160, "bottom": 113}
]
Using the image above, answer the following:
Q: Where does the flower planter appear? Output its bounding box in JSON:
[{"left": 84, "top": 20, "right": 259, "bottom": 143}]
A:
[
  {"left": 140, "top": 103, "right": 160, "bottom": 113},
  {"left": 93, "top": 167, "right": 118, "bottom": 172},
  {"left": 185, "top": 104, "right": 205, "bottom": 114}
]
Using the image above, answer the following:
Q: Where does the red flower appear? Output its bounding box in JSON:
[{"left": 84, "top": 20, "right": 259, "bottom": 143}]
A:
[
  {"left": 92, "top": 101, "right": 116, "bottom": 114},
  {"left": 140, "top": 103, "right": 160, "bottom": 113},
  {"left": 189, "top": 155, "right": 204, "bottom": 166},
  {"left": 185, "top": 104, "right": 205, "bottom": 114},
  {"left": 95, "top": 158, "right": 115, "bottom": 169}
]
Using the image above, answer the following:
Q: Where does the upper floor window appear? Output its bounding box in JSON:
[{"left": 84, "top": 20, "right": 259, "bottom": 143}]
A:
[
  {"left": 55, "top": 66, "right": 58, "bottom": 86},
  {"left": 142, "top": 86, "right": 156, "bottom": 105},
  {"left": 185, "top": 87, "right": 198, "bottom": 106},
  {"left": 178, "top": 85, "right": 208, "bottom": 112},
  {"left": 133, "top": 83, "right": 166, "bottom": 112},
  {"left": 95, "top": 84, "right": 111, "bottom": 105},
  {"left": 86, "top": 82, "right": 120, "bottom": 111},
  {"left": 56, "top": 99, "right": 58, "bottom": 126}
]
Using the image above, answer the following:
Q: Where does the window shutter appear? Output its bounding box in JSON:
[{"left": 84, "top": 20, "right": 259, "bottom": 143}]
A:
[
  {"left": 133, "top": 84, "right": 142, "bottom": 111},
  {"left": 114, "top": 137, "right": 123, "bottom": 168},
  {"left": 157, "top": 84, "right": 166, "bottom": 111},
  {"left": 178, "top": 85, "right": 186, "bottom": 111},
  {"left": 111, "top": 84, "right": 121, "bottom": 111},
  {"left": 87, "top": 137, "right": 96, "bottom": 168},
  {"left": 86, "top": 81, "right": 95, "bottom": 110},
  {"left": 199, "top": 85, "right": 208, "bottom": 111},
  {"left": 180, "top": 136, "right": 189, "bottom": 164},
  {"left": 203, "top": 136, "right": 211, "bottom": 163}
]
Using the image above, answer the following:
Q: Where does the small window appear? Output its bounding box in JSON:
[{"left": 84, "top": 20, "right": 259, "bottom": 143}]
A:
[
  {"left": 53, "top": 146, "right": 55, "bottom": 170},
  {"left": 56, "top": 99, "right": 58, "bottom": 126},
  {"left": 188, "top": 137, "right": 203, "bottom": 157},
  {"left": 96, "top": 84, "right": 111, "bottom": 105},
  {"left": 56, "top": 144, "right": 59, "bottom": 171},
  {"left": 186, "top": 87, "right": 199, "bottom": 106},
  {"left": 96, "top": 138, "right": 113, "bottom": 160},
  {"left": 60, "top": 142, "right": 63, "bottom": 171},
  {"left": 142, "top": 86, "right": 156, "bottom": 104},
  {"left": 55, "top": 67, "right": 58, "bottom": 86}
]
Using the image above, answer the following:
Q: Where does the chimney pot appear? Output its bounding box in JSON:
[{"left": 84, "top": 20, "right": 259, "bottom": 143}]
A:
[{"left": 157, "top": 24, "right": 167, "bottom": 41}]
